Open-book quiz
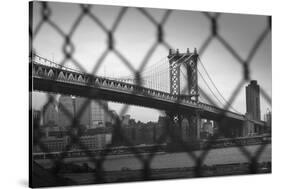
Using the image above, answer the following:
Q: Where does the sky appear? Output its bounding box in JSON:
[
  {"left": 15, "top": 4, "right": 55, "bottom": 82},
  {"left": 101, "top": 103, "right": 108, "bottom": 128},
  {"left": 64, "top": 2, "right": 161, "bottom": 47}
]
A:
[{"left": 31, "top": 1, "right": 271, "bottom": 122}]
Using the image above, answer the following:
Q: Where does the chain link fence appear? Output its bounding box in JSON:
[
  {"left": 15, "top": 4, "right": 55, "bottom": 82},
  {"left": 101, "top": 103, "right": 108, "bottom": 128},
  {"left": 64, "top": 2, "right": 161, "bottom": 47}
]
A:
[{"left": 29, "top": 1, "right": 272, "bottom": 187}]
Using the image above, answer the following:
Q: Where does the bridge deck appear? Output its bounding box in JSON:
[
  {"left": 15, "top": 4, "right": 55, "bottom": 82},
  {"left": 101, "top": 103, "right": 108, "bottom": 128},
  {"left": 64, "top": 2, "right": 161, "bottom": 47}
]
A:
[{"left": 31, "top": 61, "right": 263, "bottom": 125}]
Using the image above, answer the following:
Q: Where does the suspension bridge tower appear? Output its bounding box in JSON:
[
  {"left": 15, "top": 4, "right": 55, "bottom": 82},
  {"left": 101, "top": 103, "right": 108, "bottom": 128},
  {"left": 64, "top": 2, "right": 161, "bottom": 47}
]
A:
[
  {"left": 168, "top": 48, "right": 199, "bottom": 100},
  {"left": 167, "top": 48, "right": 201, "bottom": 142}
]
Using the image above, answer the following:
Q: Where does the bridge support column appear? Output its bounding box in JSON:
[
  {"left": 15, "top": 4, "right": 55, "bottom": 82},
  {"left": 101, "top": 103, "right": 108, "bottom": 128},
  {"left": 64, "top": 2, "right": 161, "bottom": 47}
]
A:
[
  {"left": 186, "top": 111, "right": 201, "bottom": 141},
  {"left": 213, "top": 121, "right": 219, "bottom": 137},
  {"left": 179, "top": 111, "right": 201, "bottom": 142},
  {"left": 242, "top": 120, "right": 254, "bottom": 137},
  {"left": 165, "top": 112, "right": 182, "bottom": 142},
  {"left": 166, "top": 111, "right": 201, "bottom": 143},
  {"left": 255, "top": 124, "right": 261, "bottom": 135}
]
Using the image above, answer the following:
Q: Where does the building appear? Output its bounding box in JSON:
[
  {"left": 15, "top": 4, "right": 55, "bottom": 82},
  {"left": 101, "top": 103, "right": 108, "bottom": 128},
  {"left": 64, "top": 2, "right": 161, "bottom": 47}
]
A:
[
  {"left": 121, "top": 114, "right": 130, "bottom": 126},
  {"left": 264, "top": 110, "right": 271, "bottom": 126},
  {"left": 76, "top": 135, "right": 106, "bottom": 150},
  {"left": 157, "top": 116, "right": 167, "bottom": 141},
  {"left": 181, "top": 118, "right": 189, "bottom": 142},
  {"left": 43, "top": 101, "right": 58, "bottom": 127},
  {"left": 33, "top": 110, "right": 41, "bottom": 121},
  {"left": 242, "top": 113, "right": 255, "bottom": 136},
  {"left": 89, "top": 100, "right": 109, "bottom": 128},
  {"left": 43, "top": 126, "right": 68, "bottom": 138},
  {"left": 75, "top": 97, "right": 91, "bottom": 128},
  {"left": 57, "top": 96, "right": 108, "bottom": 149},
  {"left": 83, "top": 99, "right": 108, "bottom": 150},
  {"left": 200, "top": 120, "right": 213, "bottom": 139},
  {"left": 34, "top": 136, "right": 69, "bottom": 152},
  {"left": 33, "top": 134, "right": 107, "bottom": 152},
  {"left": 58, "top": 96, "right": 104, "bottom": 128},
  {"left": 246, "top": 80, "right": 261, "bottom": 121},
  {"left": 106, "top": 110, "right": 118, "bottom": 126},
  {"left": 33, "top": 109, "right": 42, "bottom": 125},
  {"left": 105, "top": 134, "right": 112, "bottom": 145},
  {"left": 158, "top": 116, "right": 167, "bottom": 128},
  {"left": 58, "top": 95, "right": 75, "bottom": 127},
  {"left": 243, "top": 80, "right": 261, "bottom": 136},
  {"left": 264, "top": 110, "right": 272, "bottom": 133}
]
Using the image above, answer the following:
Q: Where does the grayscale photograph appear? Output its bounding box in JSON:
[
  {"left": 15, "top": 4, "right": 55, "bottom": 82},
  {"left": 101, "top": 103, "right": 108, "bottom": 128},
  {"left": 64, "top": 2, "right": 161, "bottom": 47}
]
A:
[{"left": 29, "top": 1, "right": 272, "bottom": 187}]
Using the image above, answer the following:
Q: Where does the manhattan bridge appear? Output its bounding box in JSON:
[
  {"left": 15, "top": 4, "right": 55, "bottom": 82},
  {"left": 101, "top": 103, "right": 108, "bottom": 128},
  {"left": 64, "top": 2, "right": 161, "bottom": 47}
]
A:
[
  {"left": 30, "top": 48, "right": 265, "bottom": 141},
  {"left": 29, "top": 3, "right": 272, "bottom": 186}
]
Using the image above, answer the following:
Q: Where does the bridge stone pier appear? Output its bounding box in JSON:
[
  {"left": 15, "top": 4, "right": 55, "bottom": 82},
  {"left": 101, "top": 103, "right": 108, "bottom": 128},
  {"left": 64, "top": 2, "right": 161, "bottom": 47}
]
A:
[{"left": 165, "top": 111, "right": 201, "bottom": 142}]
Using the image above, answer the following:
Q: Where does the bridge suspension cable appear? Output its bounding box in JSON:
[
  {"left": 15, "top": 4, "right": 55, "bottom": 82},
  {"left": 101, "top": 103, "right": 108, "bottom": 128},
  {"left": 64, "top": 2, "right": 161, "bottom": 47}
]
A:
[
  {"left": 179, "top": 67, "right": 224, "bottom": 107},
  {"left": 197, "top": 69, "right": 225, "bottom": 107},
  {"left": 108, "top": 55, "right": 173, "bottom": 92},
  {"left": 198, "top": 57, "right": 241, "bottom": 114}
]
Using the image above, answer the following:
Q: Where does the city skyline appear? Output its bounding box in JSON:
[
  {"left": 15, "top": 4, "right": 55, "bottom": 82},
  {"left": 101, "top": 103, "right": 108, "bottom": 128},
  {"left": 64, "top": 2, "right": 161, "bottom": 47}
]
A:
[{"left": 34, "top": 94, "right": 164, "bottom": 126}]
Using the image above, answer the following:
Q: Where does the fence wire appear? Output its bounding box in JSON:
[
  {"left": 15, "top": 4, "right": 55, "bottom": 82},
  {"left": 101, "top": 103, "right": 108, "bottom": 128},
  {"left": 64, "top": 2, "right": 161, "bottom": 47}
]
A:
[{"left": 29, "top": 1, "right": 272, "bottom": 187}]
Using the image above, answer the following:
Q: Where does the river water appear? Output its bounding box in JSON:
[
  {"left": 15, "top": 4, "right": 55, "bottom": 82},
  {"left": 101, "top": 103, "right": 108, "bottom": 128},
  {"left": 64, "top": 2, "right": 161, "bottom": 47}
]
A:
[{"left": 36, "top": 144, "right": 271, "bottom": 171}]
